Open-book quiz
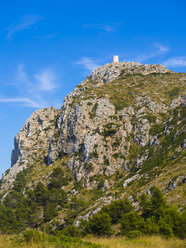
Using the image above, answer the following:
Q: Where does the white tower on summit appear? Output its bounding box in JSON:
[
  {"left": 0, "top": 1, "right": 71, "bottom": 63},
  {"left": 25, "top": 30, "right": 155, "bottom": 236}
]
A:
[{"left": 113, "top": 55, "right": 119, "bottom": 63}]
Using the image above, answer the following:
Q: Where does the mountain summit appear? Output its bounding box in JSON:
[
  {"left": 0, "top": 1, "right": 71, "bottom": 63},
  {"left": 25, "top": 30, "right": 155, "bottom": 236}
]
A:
[
  {"left": 0, "top": 61, "right": 185, "bottom": 226},
  {"left": 91, "top": 60, "right": 170, "bottom": 83}
]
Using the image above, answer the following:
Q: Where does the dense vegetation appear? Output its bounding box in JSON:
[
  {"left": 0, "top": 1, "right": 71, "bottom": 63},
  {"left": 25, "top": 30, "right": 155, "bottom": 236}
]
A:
[
  {"left": 78, "top": 187, "right": 186, "bottom": 239},
  {"left": 0, "top": 167, "right": 69, "bottom": 233},
  {"left": 0, "top": 166, "right": 185, "bottom": 241}
]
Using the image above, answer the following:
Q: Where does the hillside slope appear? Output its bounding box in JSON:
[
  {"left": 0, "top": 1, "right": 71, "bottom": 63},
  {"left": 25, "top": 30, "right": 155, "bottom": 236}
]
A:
[{"left": 0, "top": 61, "right": 185, "bottom": 227}]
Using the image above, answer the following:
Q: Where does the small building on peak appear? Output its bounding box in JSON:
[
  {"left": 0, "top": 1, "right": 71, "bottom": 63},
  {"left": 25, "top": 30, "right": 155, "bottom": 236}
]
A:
[{"left": 113, "top": 55, "right": 119, "bottom": 63}]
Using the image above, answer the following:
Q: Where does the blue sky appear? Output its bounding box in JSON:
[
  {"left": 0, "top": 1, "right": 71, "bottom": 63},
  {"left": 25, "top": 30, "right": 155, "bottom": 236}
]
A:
[{"left": 0, "top": 0, "right": 186, "bottom": 176}]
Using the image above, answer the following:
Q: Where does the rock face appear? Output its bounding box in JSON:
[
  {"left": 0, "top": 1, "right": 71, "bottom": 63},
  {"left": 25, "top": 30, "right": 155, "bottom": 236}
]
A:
[
  {"left": 0, "top": 107, "right": 58, "bottom": 192},
  {"left": 44, "top": 63, "right": 184, "bottom": 187},
  {"left": 0, "top": 61, "right": 185, "bottom": 196}
]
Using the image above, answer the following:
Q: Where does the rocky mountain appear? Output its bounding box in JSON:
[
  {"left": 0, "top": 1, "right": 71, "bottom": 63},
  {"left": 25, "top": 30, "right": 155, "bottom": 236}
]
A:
[{"left": 0, "top": 61, "right": 185, "bottom": 225}]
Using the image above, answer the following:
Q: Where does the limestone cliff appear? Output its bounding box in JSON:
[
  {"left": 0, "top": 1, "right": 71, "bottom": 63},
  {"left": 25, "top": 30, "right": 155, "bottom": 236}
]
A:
[
  {"left": 0, "top": 107, "right": 59, "bottom": 192},
  {"left": 46, "top": 62, "right": 185, "bottom": 189}
]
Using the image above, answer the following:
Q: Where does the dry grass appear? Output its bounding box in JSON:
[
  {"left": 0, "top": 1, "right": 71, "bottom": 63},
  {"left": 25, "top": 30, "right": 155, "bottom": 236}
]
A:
[
  {"left": 0, "top": 235, "right": 55, "bottom": 248},
  {"left": 0, "top": 234, "right": 185, "bottom": 248},
  {"left": 85, "top": 236, "right": 186, "bottom": 248},
  {"left": 82, "top": 73, "right": 186, "bottom": 110}
]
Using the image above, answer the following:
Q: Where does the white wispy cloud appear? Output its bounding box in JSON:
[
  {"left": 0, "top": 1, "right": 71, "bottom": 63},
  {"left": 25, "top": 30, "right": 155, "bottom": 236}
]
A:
[
  {"left": 76, "top": 57, "right": 101, "bottom": 71},
  {"left": 7, "top": 15, "right": 42, "bottom": 39},
  {"left": 35, "top": 69, "right": 57, "bottom": 91},
  {"left": 16, "top": 64, "right": 32, "bottom": 88},
  {"left": 135, "top": 43, "right": 169, "bottom": 62},
  {"left": 17, "top": 64, "right": 27, "bottom": 79},
  {"left": 100, "top": 24, "right": 114, "bottom": 32},
  {"left": 83, "top": 23, "right": 120, "bottom": 33},
  {"left": 15, "top": 65, "right": 58, "bottom": 92},
  {"left": 163, "top": 57, "right": 186, "bottom": 67},
  {"left": 0, "top": 65, "right": 60, "bottom": 108},
  {"left": 0, "top": 97, "right": 43, "bottom": 108},
  {"left": 155, "top": 43, "right": 169, "bottom": 52}
]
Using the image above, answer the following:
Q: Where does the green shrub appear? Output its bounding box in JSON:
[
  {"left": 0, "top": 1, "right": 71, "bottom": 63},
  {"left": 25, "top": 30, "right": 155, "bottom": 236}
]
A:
[
  {"left": 150, "top": 187, "right": 166, "bottom": 214},
  {"left": 89, "top": 150, "right": 99, "bottom": 158},
  {"left": 87, "top": 102, "right": 93, "bottom": 106},
  {"left": 113, "top": 153, "right": 120, "bottom": 159},
  {"left": 160, "top": 206, "right": 186, "bottom": 239},
  {"left": 70, "top": 197, "right": 86, "bottom": 211},
  {"left": 51, "top": 167, "right": 64, "bottom": 177},
  {"left": 49, "top": 188, "right": 68, "bottom": 207},
  {"left": 97, "top": 179, "right": 105, "bottom": 189},
  {"left": 140, "top": 187, "right": 186, "bottom": 238},
  {"left": 140, "top": 187, "right": 166, "bottom": 219},
  {"left": 143, "top": 217, "right": 159, "bottom": 234},
  {"left": 89, "top": 103, "right": 98, "bottom": 119},
  {"left": 167, "top": 87, "right": 180, "bottom": 97},
  {"left": 158, "top": 218, "right": 174, "bottom": 237},
  {"left": 23, "top": 229, "right": 47, "bottom": 242},
  {"left": 49, "top": 234, "right": 100, "bottom": 248},
  {"left": 48, "top": 167, "right": 68, "bottom": 190},
  {"left": 102, "top": 128, "right": 117, "bottom": 136},
  {"left": 89, "top": 212, "right": 112, "bottom": 236},
  {"left": 0, "top": 203, "right": 23, "bottom": 233},
  {"left": 144, "top": 115, "right": 156, "bottom": 123},
  {"left": 12, "top": 168, "right": 31, "bottom": 192},
  {"left": 120, "top": 211, "right": 145, "bottom": 234},
  {"left": 44, "top": 203, "right": 58, "bottom": 221},
  {"left": 62, "top": 225, "right": 81, "bottom": 237},
  {"left": 34, "top": 182, "right": 49, "bottom": 206},
  {"left": 149, "top": 124, "right": 163, "bottom": 136},
  {"left": 104, "top": 158, "right": 110, "bottom": 166},
  {"left": 101, "top": 198, "right": 134, "bottom": 224},
  {"left": 74, "top": 182, "right": 83, "bottom": 191},
  {"left": 126, "top": 230, "right": 143, "bottom": 239},
  {"left": 79, "top": 219, "right": 92, "bottom": 236}
]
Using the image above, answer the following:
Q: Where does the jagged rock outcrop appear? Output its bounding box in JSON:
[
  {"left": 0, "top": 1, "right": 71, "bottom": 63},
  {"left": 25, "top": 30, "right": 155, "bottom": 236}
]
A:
[
  {"left": 0, "top": 107, "right": 58, "bottom": 192},
  {"left": 91, "top": 62, "right": 170, "bottom": 83}
]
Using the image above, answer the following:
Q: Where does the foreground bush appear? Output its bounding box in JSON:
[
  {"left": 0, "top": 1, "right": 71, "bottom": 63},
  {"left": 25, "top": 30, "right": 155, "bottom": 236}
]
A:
[
  {"left": 61, "top": 225, "right": 82, "bottom": 238},
  {"left": 101, "top": 198, "right": 134, "bottom": 224},
  {"left": 126, "top": 230, "right": 143, "bottom": 239},
  {"left": 23, "top": 229, "right": 47, "bottom": 242},
  {"left": 88, "top": 212, "right": 112, "bottom": 236},
  {"left": 120, "top": 211, "right": 145, "bottom": 234}
]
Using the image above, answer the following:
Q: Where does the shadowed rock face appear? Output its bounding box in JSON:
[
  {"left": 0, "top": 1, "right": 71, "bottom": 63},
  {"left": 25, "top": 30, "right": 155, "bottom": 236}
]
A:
[
  {"left": 11, "top": 137, "right": 22, "bottom": 167},
  {"left": 11, "top": 107, "right": 58, "bottom": 167},
  {"left": 1, "top": 107, "right": 59, "bottom": 192},
  {"left": 0, "top": 62, "right": 185, "bottom": 196}
]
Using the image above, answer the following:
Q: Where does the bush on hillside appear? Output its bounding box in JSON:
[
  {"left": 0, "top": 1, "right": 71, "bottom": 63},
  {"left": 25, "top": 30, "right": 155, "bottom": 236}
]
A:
[
  {"left": 120, "top": 211, "right": 145, "bottom": 234},
  {"left": 48, "top": 167, "right": 69, "bottom": 190},
  {"left": 61, "top": 225, "right": 81, "bottom": 237},
  {"left": 34, "top": 182, "right": 49, "bottom": 206},
  {"left": 89, "top": 212, "right": 112, "bottom": 236},
  {"left": 101, "top": 198, "right": 134, "bottom": 224}
]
